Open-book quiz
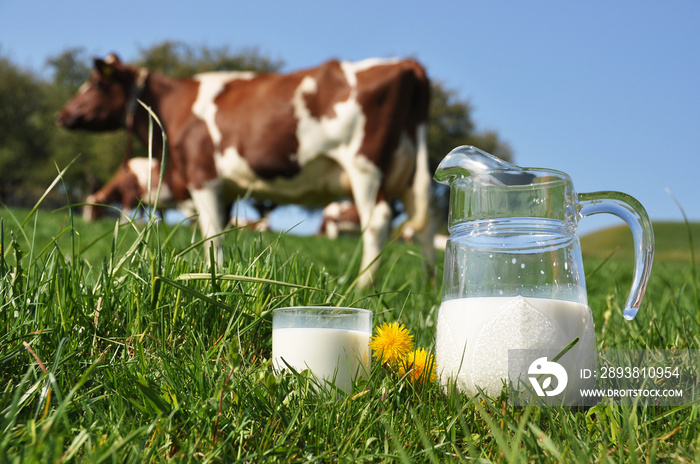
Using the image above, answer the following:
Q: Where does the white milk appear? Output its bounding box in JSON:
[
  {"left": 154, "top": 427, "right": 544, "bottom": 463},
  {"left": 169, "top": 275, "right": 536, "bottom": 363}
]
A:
[
  {"left": 436, "top": 296, "right": 596, "bottom": 396},
  {"left": 272, "top": 327, "right": 371, "bottom": 394}
]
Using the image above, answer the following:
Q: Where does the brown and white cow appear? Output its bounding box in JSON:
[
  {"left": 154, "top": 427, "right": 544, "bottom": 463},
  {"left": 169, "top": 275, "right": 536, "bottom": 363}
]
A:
[
  {"left": 83, "top": 156, "right": 267, "bottom": 226},
  {"left": 319, "top": 200, "right": 361, "bottom": 239},
  {"left": 57, "top": 54, "right": 434, "bottom": 286},
  {"left": 319, "top": 200, "right": 444, "bottom": 250},
  {"left": 82, "top": 157, "right": 195, "bottom": 221}
]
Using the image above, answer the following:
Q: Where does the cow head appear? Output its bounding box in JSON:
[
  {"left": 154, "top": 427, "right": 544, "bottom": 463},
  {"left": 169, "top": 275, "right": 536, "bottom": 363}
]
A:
[{"left": 56, "top": 54, "right": 141, "bottom": 131}]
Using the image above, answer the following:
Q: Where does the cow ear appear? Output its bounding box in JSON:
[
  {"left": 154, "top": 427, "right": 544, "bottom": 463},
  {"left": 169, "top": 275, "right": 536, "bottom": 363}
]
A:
[
  {"left": 104, "top": 54, "right": 122, "bottom": 65},
  {"left": 94, "top": 58, "right": 115, "bottom": 78},
  {"left": 94, "top": 54, "right": 123, "bottom": 78}
]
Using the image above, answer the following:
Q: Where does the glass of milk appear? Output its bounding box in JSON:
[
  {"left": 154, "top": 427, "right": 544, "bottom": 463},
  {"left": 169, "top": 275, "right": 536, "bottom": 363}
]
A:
[
  {"left": 433, "top": 146, "right": 655, "bottom": 401},
  {"left": 272, "top": 307, "right": 372, "bottom": 394}
]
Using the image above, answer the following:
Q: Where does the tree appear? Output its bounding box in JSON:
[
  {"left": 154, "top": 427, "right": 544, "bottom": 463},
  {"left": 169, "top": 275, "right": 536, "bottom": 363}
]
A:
[
  {"left": 135, "top": 41, "right": 284, "bottom": 76},
  {"left": 46, "top": 48, "right": 91, "bottom": 90},
  {"left": 0, "top": 53, "right": 52, "bottom": 205}
]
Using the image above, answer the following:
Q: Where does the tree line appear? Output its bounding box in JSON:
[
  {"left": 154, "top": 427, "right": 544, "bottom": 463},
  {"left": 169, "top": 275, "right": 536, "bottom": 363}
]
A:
[{"left": 0, "top": 41, "right": 512, "bottom": 219}]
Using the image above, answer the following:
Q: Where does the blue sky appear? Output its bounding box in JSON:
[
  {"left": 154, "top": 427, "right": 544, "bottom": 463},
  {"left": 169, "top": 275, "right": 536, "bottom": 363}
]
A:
[{"left": 1, "top": 0, "right": 698, "bottom": 235}]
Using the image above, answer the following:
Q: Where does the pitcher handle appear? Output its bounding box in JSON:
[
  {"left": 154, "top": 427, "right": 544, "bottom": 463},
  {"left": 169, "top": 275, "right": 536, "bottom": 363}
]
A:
[{"left": 578, "top": 192, "right": 654, "bottom": 320}]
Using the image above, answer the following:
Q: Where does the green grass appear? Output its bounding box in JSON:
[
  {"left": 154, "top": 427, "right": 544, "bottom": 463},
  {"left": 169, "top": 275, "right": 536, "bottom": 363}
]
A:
[
  {"left": 582, "top": 221, "right": 700, "bottom": 263},
  {"left": 2, "top": 204, "right": 700, "bottom": 463}
]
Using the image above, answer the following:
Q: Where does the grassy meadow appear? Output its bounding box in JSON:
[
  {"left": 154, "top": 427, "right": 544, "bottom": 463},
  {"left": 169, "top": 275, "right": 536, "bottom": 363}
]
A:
[{"left": 1, "top": 202, "right": 699, "bottom": 463}]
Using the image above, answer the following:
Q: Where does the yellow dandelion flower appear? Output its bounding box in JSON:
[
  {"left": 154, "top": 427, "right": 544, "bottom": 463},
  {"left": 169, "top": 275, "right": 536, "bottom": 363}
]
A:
[
  {"left": 398, "top": 348, "right": 437, "bottom": 384},
  {"left": 369, "top": 321, "right": 414, "bottom": 364}
]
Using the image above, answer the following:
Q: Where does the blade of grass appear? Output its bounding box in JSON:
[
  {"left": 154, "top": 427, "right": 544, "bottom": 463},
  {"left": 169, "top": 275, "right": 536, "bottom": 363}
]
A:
[
  {"left": 20, "top": 157, "right": 79, "bottom": 228},
  {"left": 666, "top": 188, "right": 698, "bottom": 308},
  {"left": 177, "top": 272, "right": 344, "bottom": 298}
]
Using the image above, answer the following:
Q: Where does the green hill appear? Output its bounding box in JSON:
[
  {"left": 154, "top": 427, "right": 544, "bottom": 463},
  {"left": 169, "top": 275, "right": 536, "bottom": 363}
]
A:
[{"left": 581, "top": 221, "right": 700, "bottom": 263}]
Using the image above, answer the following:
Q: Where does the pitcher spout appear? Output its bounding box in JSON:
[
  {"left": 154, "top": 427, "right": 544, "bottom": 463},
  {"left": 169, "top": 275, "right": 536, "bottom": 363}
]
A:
[{"left": 433, "top": 145, "right": 520, "bottom": 185}]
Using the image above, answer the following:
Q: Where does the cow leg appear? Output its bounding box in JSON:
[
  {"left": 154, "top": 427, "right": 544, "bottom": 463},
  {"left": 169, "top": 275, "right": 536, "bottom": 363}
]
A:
[
  {"left": 82, "top": 194, "right": 97, "bottom": 221},
  {"left": 402, "top": 190, "right": 436, "bottom": 274},
  {"left": 347, "top": 161, "right": 391, "bottom": 288},
  {"left": 400, "top": 123, "right": 436, "bottom": 273},
  {"left": 178, "top": 199, "right": 197, "bottom": 220},
  {"left": 189, "top": 181, "right": 226, "bottom": 266},
  {"left": 361, "top": 198, "right": 392, "bottom": 287},
  {"left": 321, "top": 202, "right": 341, "bottom": 239},
  {"left": 325, "top": 220, "right": 340, "bottom": 240}
]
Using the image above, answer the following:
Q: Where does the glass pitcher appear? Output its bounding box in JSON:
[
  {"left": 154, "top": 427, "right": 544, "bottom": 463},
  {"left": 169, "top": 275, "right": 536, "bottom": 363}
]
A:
[{"left": 433, "top": 146, "right": 654, "bottom": 396}]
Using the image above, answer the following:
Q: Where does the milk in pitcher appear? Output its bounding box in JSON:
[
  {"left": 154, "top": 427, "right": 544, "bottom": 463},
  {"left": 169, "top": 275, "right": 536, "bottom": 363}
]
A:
[{"left": 435, "top": 296, "right": 596, "bottom": 396}]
